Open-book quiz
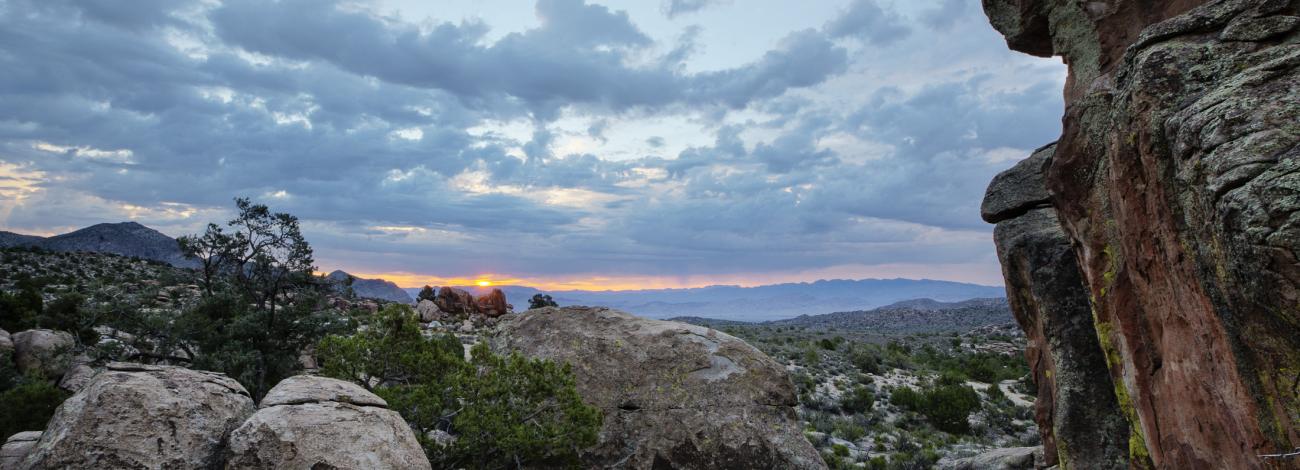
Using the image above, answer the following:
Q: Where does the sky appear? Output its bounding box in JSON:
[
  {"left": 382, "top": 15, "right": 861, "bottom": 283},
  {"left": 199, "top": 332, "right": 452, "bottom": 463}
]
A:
[{"left": 0, "top": 0, "right": 1065, "bottom": 290}]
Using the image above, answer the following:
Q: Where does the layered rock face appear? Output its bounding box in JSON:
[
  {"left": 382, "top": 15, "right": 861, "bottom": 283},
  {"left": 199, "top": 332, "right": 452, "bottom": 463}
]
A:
[
  {"left": 225, "top": 375, "right": 431, "bottom": 470},
  {"left": 20, "top": 363, "right": 255, "bottom": 469},
  {"left": 492, "top": 306, "right": 826, "bottom": 470},
  {"left": 983, "top": 144, "right": 1130, "bottom": 469},
  {"left": 983, "top": 0, "right": 1300, "bottom": 468}
]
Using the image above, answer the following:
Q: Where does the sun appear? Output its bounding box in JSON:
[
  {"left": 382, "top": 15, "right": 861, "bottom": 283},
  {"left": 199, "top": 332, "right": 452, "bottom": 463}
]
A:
[{"left": 477, "top": 280, "right": 492, "bottom": 287}]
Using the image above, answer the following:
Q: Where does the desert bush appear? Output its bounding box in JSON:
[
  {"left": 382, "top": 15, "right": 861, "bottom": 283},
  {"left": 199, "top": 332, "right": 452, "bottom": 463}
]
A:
[
  {"left": 318, "top": 304, "right": 602, "bottom": 469},
  {"left": 841, "top": 385, "right": 875, "bottom": 414},
  {"left": 0, "top": 354, "right": 70, "bottom": 441},
  {"left": 527, "top": 293, "right": 558, "bottom": 309}
]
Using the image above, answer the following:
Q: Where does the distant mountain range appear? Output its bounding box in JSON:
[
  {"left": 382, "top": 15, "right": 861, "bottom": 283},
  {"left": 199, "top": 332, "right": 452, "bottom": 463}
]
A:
[
  {"left": 326, "top": 270, "right": 413, "bottom": 304},
  {"left": 405, "top": 279, "right": 1006, "bottom": 321},
  {"left": 1, "top": 222, "right": 1006, "bottom": 320},
  {"left": 0, "top": 222, "right": 198, "bottom": 268},
  {"left": 672, "top": 297, "right": 1016, "bottom": 335}
]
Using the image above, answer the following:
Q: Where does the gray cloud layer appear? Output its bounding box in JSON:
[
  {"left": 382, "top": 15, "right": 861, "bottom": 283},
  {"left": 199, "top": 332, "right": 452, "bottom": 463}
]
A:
[{"left": 0, "top": 0, "right": 1063, "bottom": 285}]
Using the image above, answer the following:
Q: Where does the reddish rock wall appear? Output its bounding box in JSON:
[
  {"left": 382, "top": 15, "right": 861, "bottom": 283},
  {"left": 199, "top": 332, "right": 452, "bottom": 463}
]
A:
[{"left": 983, "top": 0, "right": 1300, "bottom": 468}]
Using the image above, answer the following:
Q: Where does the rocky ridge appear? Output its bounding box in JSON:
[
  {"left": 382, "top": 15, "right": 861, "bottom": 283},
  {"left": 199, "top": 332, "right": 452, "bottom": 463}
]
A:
[
  {"left": 326, "top": 270, "right": 413, "bottom": 304},
  {"left": 0, "top": 223, "right": 197, "bottom": 269}
]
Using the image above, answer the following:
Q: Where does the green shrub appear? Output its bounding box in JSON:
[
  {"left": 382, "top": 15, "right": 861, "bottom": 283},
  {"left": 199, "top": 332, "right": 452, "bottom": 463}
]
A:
[
  {"left": 849, "top": 345, "right": 883, "bottom": 375},
  {"left": 890, "top": 382, "right": 981, "bottom": 435},
  {"left": 831, "top": 418, "right": 866, "bottom": 441},
  {"left": 0, "top": 283, "right": 42, "bottom": 332},
  {"left": 527, "top": 294, "right": 558, "bottom": 309},
  {"left": 841, "top": 385, "right": 874, "bottom": 414},
  {"left": 803, "top": 346, "right": 821, "bottom": 365},
  {"left": 831, "top": 443, "right": 849, "bottom": 457},
  {"left": 0, "top": 371, "right": 70, "bottom": 441},
  {"left": 918, "top": 384, "right": 981, "bottom": 435},
  {"left": 890, "top": 386, "right": 923, "bottom": 410},
  {"left": 319, "top": 305, "right": 602, "bottom": 469}
]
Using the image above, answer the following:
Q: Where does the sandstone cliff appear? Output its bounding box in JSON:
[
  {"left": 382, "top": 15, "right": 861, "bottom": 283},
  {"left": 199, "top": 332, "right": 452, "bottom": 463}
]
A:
[{"left": 983, "top": 0, "right": 1300, "bottom": 468}]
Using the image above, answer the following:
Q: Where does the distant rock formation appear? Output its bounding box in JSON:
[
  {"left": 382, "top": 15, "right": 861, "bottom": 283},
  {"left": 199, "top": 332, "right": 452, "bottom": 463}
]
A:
[
  {"left": 983, "top": 0, "right": 1300, "bottom": 467},
  {"left": 326, "top": 270, "right": 413, "bottom": 304},
  {"left": 473, "top": 288, "right": 511, "bottom": 317},
  {"left": 493, "top": 306, "right": 826, "bottom": 469},
  {"left": 434, "top": 286, "right": 513, "bottom": 319},
  {"left": 0, "top": 222, "right": 197, "bottom": 268}
]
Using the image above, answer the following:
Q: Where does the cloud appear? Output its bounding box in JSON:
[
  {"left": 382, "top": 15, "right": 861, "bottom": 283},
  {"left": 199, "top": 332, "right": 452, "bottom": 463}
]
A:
[
  {"left": 662, "top": 0, "right": 726, "bottom": 19},
  {"left": 920, "top": 0, "right": 970, "bottom": 31},
  {"left": 824, "top": 0, "right": 911, "bottom": 45},
  {"left": 210, "top": 0, "right": 845, "bottom": 118},
  {"left": 0, "top": 0, "right": 1065, "bottom": 287}
]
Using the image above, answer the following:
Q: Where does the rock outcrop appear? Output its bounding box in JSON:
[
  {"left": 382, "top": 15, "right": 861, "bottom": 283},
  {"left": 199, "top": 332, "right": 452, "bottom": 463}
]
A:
[
  {"left": 416, "top": 299, "right": 444, "bottom": 323},
  {"left": 0, "top": 432, "right": 40, "bottom": 470},
  {"left": 474, "top": 288, "right": 512, "bottom": 317},
  {"left": 0, "top": 329, "right": 11, "bottom": 356},
  {"left": 492, "top": 306, "right": 826, "bottom": 470},
  {"left": 55, "top": 362, "right": 96, "bottom": 393},
  {"left": 947, "top": 446, "right": 1043, "bottom": 470},
  {"left": 983, "top": 0, "right": 1300, "bottom": 468},
  {"left": 434, "top": 286, "right": 513, "bottom": 318},
  {"left": 11, "top": 330, "right": 73, "bottom": 380},
  {"left": 20, "top": 363, "right": 254, "bottom": 469},
  {"left": 434, "top": 286, "right": 478, "bottom": 316},
  {"left": 225, "top": 375, "right": 430, "bottom": 470},
  {"left": 983, "top": 144, "right": 1129, "bottom": 469}
]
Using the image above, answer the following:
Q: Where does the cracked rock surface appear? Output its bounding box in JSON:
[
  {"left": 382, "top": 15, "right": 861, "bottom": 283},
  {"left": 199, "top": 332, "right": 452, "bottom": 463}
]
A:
[
  {"left": 493, "top": 306, "right": 825, "bottom": 469},
  {"left": 19, "top": 362, "right": 255, "bottom": 469}
]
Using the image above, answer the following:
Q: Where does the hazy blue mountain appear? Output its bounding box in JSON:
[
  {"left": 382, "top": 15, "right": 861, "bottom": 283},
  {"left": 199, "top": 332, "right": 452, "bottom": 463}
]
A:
[
  {"left": 674, "top": 297, "right": 1015, "bottom": 335},
  {"left": 0, "top": 222, "right": 198, "bottom": 268},
  {"left": 405, "top": 279, "right": 1005, "bottom": 321},
  {"left": 328, "top": 270, "right": 413, "bottom": 304}
]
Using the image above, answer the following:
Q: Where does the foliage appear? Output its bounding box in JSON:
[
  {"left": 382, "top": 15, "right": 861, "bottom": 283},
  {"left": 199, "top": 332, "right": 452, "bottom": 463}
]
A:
[
  {"left": 840, "top": 385, "right": 875, "bottom": 414},
  {"left": 0, "top": 281, "right": 42, "bottom": 332},
  {"left": 849, "top": 345, "right": 883, "bottom": 375},
  {"left": 527, "top": 293, "right": 558, "bottom": 310},
  {"left": 890, "top": 386, "right": 924, "bottom": 411},
  {"left": 891, "top": 381, "right": 981, "bottom": 435},
  {"left": 318, "top": 305, "right": 602, "bottom": 469},
  {"left": 168, "top": 198, "right": 348, "bottom": 399},
  {"left": 176, "top": 290, "right": 348, "bottom": 400},
  {"left": 0, "top": 354, "right": 70, "bottom": 441},
  {"left": 417, "top": 285, "right": 437, "bottom": 303},
  {"left": 36, "top": 293, "right": 99, "bottom": 345},
  {"left": 919, "top": 383, "right": 981, "bottom": 434},
  {"left": 913, "top": 345, "right": 1028, "bottom": 384}
]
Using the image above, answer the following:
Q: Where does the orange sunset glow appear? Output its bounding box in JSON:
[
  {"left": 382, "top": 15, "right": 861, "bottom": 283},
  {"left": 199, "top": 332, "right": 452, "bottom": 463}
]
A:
[{"left": 342, "top": 262, "right": 1003, "bottom": 292}]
